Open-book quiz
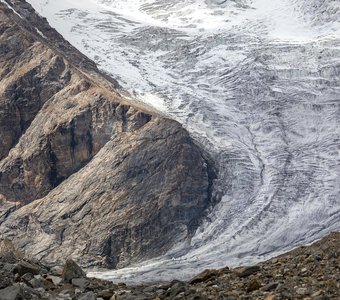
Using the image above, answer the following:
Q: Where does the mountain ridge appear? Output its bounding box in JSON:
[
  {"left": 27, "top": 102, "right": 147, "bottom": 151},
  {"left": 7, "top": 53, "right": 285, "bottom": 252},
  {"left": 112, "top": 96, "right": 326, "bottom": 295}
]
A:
[{"left": 0, "top": 0, "right": 217, "bottom": 269}]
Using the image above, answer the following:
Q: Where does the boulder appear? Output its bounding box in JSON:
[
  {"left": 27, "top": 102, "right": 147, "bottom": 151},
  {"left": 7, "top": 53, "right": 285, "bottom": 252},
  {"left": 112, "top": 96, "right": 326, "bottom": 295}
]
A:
[
  {"left": 189, "top": 269, "right": 222, "bottom": 284},
  {"left": 0, "top": 285, "right": 23, "bottom": 300},
  {"left": 78, "top": 292, "right": 97, "bottom": 300},
  {"left": 0, "top": 252, "right": 18, "bottom": 264},
  {"left": 13, "top": 261, "right": 40, "bottom": 276},
  {"left": 46, "top": 275, "right": 62, "bottom": 286},
  {"left": 61, "top": 259, "right": 86, "bottom": 283},
  {"left": 0, "top": 270, "right": 14, "bottom": 289},
  {"left": 71, "top": 278, "right": 88, "bottom": 290},
  {"left": 236, "top": 265, "right": 261, "bottom": 278}
]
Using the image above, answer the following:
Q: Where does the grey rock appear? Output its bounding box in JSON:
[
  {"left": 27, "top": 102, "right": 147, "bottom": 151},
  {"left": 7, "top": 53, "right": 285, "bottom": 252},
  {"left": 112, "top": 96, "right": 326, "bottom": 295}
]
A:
[
  {"left": 61, "top": 259, "right": 86, "bottom": 283},
  {"left": 296, "top": 287, "right": 310, "bottom": 295},
  {"left": 28, "top": 278, "right": 44, "bottom": 289},
  {"left": 263, "top": 282, "right": 279, "bottom": 291},
  {"left": 155, "top": 289, "right": 166, "bottom": 296},
  {"left": 314, "top": 296, "right": 331, "bottom": 300},
  {"left": 0, "top": 285, "right": 23, "bottom": 300},
  {"left": 1, "top": 264, "right": 15, "bottom": 273},
  {"left": 78, "top": 292, "right": 97, "bottom": 300},
  {"left": 50, "top": 266, "right": 63, "bottom": 276},
  {"left": 0, "top": 284, "right": 43, "bottom": 300},
  {"left": 71, "top": 278, "right": 88, "bottom": 290},
  {"left": 169, "top": 281, "right": 187, "bottom": 298},
  {"left": 0, "top": 252, "right": 18, "bottom": 264},
  {"left": 13, "top": 261, "right": 40, "bottom": 276},
  {"left": 0, "top": 271, "right": 14, "bottom": 289},
  {"left": 46, "top": 275, "right": 62, "bottom": 286},
  {"left": 21, "top": 273, "right": 34, "bottom": 283}
]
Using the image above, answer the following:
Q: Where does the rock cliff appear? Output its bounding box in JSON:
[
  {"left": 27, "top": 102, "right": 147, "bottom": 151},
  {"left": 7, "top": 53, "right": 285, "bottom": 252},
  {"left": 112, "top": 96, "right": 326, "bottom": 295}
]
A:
[{"left": 0, "top": 0, "right": 216, "bottom": 268}]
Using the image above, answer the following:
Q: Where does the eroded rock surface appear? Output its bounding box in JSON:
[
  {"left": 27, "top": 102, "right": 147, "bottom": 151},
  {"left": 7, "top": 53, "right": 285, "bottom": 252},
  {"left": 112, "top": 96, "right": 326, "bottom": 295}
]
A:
[{"left": 0, "top": 0, "right": 216, "bottom": 268}]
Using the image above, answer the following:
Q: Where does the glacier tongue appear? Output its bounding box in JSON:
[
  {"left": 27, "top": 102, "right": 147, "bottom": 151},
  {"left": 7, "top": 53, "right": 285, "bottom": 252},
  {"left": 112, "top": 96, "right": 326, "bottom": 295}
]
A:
[{"left": 26, "top": 0, "right": 340, "bottom": 283}]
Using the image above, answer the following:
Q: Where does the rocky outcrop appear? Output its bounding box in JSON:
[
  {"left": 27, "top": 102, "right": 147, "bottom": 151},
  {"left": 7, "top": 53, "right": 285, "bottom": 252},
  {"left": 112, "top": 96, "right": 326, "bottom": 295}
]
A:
[
  {"left": 0, "top": 1, "right": 216, "bottom": 268},
  {"left": 0, "top": 116, "right": 214, "bottom": 268}
]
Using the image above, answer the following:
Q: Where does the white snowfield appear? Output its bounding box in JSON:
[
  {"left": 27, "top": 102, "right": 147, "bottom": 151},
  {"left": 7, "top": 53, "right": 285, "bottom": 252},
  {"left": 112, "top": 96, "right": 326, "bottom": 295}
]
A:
[{"left": 26, "top": 0, "right": 340, "bottom": 283}]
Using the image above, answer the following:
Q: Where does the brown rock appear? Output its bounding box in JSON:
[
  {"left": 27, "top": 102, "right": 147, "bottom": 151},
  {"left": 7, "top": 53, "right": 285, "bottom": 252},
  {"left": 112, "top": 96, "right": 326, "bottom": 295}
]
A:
[
  {"left": 246, "top": 278, "right": 261, "bottom": 292},
  {"left": 46, "top": 275, "right": 62, "bottom": 286},
  {"left": 264, "top": 294, "right": 277, "bottom": 300},
  {"left": 61, "top": 259, "right": 86, "bottom": 283},
  {"left": 0, "top": 0, "right": 217, "bottom": 269},
  {"left": 236, "top": 265, "right": 261, "bottom": 278},
  {"left": 0, "top": 240, "right": 15, "bottom": 255},
  {"left": 97, "top": 290, "right": 114, "bottom": 300},
  {"left": 262, "top": 282, "right": 279, "bottom": 292},
  {"left": 189, "top": 269, "right": 221, "bottom": 284}
]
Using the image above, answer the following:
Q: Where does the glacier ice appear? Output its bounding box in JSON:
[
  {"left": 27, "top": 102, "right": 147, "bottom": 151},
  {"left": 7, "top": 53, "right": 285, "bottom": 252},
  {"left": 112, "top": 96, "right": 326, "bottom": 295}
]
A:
[{"left": 26, "top": 0, "right": 340, "bottom": 283}]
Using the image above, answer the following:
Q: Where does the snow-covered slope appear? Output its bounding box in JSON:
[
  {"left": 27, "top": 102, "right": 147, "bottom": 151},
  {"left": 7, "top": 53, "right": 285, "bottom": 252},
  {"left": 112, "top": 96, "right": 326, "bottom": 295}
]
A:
[{"left": 26, "top": 0, "right": 340, "bottom": 283}]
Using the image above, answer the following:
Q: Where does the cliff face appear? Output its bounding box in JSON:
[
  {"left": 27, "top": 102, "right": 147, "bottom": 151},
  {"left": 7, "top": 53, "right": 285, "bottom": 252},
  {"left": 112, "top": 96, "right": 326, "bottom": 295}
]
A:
[{"left": 0, "top": 0, "right": 216, "bottom": 268}]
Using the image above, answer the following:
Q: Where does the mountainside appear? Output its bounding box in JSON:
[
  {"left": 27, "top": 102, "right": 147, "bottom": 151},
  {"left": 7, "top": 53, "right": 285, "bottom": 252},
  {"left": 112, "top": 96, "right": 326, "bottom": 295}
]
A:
[
  {"left": 0, "top": 0, "right": 216, "bottom": 269},
  {"left": 1, "top": 0, "right": 340, "bottom": 285},
  {"left": 24, "top": 0, "right": 340, "bottom": 282}
]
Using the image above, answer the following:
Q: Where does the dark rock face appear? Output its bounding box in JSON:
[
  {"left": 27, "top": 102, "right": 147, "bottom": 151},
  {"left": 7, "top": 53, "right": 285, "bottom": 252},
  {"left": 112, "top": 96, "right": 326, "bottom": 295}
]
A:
[
  {"left": 0, "top": 117, "right": 213, "bottom": 268},
  {"left": 0, "top": 1, "right": 216, "bottom": 268}
]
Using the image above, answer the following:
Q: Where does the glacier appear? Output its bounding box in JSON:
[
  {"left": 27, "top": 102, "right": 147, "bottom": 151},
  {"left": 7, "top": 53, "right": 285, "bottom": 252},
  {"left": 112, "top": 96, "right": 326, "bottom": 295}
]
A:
[{"left": 25, "top": 0, "right": 340, "bottom": 283}]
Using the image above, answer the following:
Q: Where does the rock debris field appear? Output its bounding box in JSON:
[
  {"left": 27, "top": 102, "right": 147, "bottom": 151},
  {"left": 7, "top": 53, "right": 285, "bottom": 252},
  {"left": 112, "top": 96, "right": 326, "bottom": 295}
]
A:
[{"left": 0, "top": 232, "right": 339, "bottom": 299}]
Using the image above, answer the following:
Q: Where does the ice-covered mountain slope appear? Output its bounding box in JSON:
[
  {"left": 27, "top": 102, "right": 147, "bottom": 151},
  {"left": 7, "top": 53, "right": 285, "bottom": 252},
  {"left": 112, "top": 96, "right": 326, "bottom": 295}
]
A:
[{"left": 26, "top": 0, "right": 340, "bottom": 282}]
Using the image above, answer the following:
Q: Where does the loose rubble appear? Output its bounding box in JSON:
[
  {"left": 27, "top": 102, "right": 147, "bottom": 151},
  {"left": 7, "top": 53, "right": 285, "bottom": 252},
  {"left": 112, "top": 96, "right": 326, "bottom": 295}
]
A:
[{"left": 0, "top": 232, "right": 339, "bottom": 299}]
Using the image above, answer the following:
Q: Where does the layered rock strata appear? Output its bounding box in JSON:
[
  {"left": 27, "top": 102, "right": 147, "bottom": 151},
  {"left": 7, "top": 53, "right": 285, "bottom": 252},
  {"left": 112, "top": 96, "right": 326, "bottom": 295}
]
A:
[{"left": 0, "top": 0, "right": 216, "bottom": 268}]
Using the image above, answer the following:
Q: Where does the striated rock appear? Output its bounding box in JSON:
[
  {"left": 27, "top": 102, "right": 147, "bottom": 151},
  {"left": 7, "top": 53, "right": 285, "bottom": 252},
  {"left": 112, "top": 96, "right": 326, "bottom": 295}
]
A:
[{"left": 0, "top": 0, "right": 216, "bottom": 268}]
